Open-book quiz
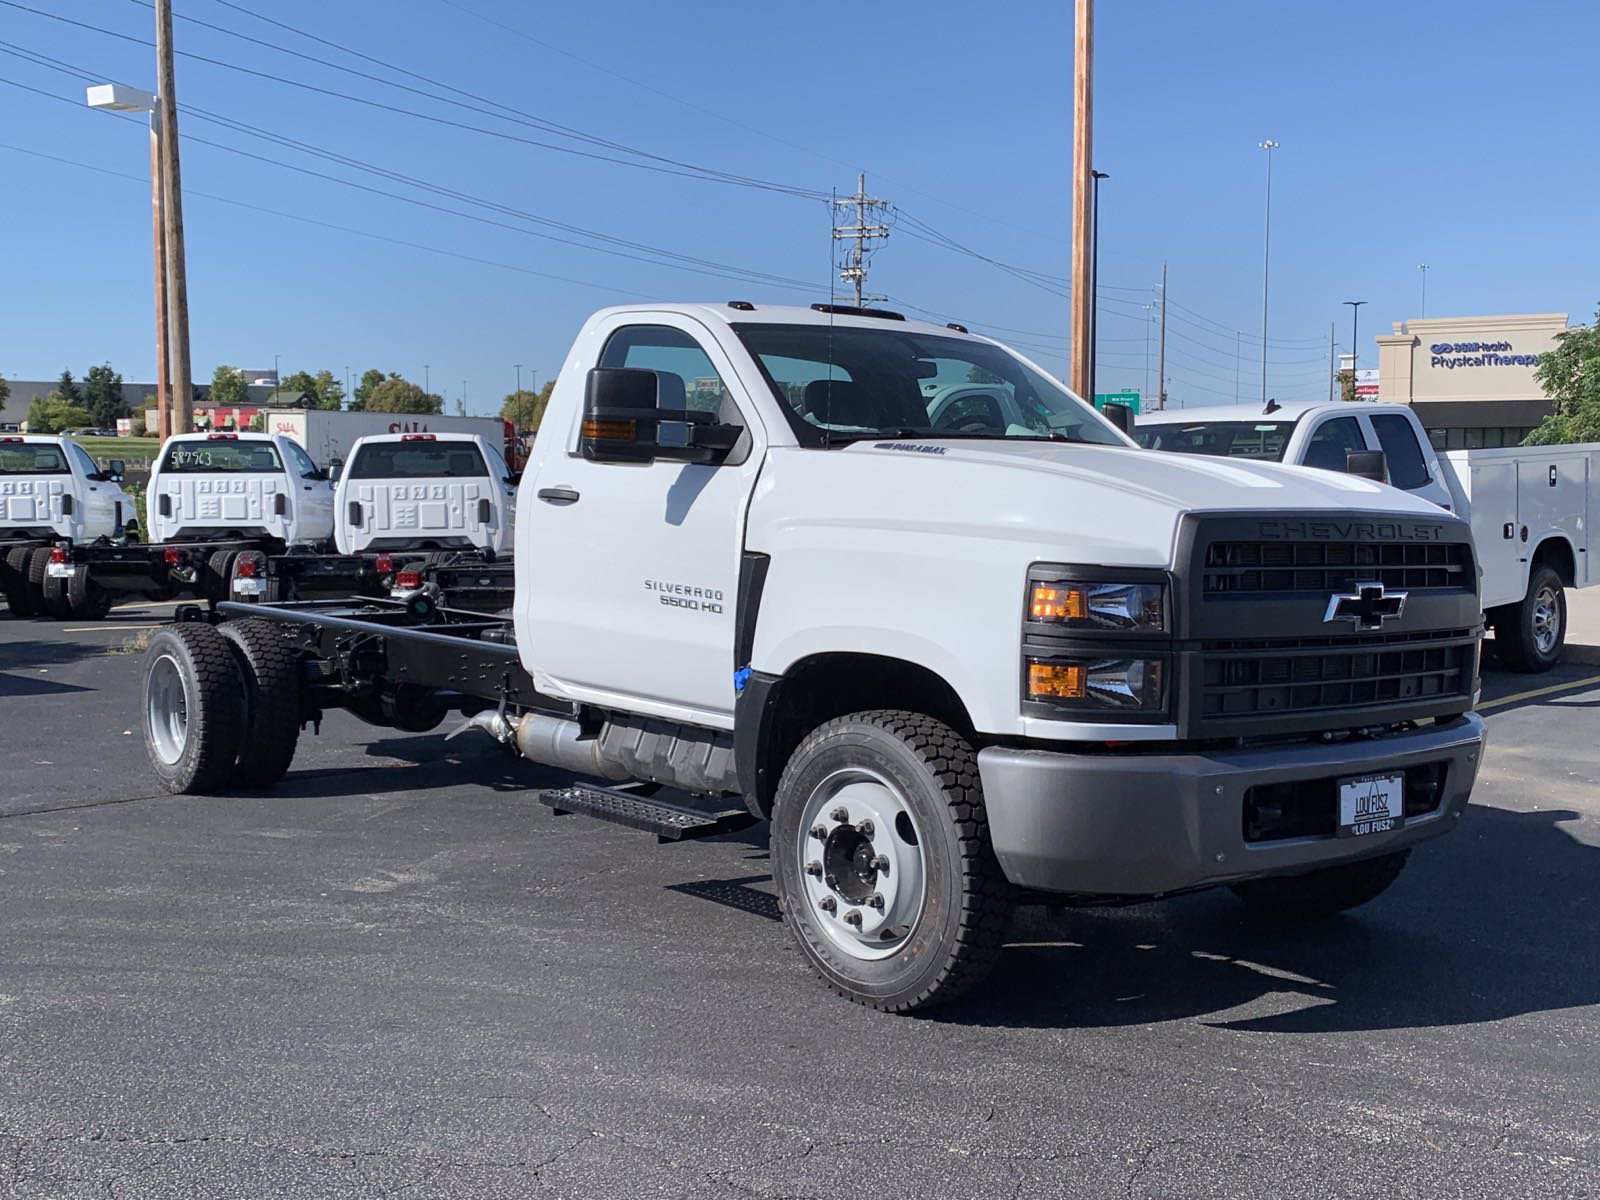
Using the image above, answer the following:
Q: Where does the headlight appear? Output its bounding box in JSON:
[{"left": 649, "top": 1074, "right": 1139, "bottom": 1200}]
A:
[
  {"left": 1028, "top": 579, "right": 1167, "bottom": 632},
  {"left": 1026, "top": 656, "right": 1166, "bottom": 711}
]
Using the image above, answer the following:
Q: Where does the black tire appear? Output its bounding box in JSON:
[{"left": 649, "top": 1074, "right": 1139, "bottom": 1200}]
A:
[
  {"left": 1494, "top": 564, "right": 1565, "bottom": 673},
  {"left": 1231, "top": 850, "right": 1411, "bottom": 919},
  {"left": 771, "top": 710, "right": 1012, "bottom": 1013},
  {"left": 67, "top": 568, "right": 114, "bottom": 620},
  {"left": 206, "top": 550, "right": 238, "bottom": 603},
  {"left": 218, "top": 619, "right": 303, "bottom": 788},
  {"left": 2, "top": 547, "right": 35, "bottom": 617},
  {"left": 141, "top": 622, "right": 246, "bottom": 794},
  {"left": 29, "top": 548, "right": 71, "bottom": 620}
]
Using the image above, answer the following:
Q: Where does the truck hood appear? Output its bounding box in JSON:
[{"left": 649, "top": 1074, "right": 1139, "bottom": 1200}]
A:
[{"left": 756, "top": 440, "right": 1458, "bottom": 568}]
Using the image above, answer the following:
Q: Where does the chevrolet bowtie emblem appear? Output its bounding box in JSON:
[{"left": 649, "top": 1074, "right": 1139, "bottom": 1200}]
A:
[{"left": 1324, "top": 581, "right": 1407, "bottom": 630}]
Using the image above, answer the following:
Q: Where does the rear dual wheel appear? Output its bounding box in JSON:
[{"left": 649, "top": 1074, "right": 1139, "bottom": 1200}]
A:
[
  {"left": 2, "top": 547, "right": 35, "bottom": 617},
  {"left": 142, "top": 619, "right": 302, "bottom": 794},
  {"left": 30, "top": 549, "right": 72, "bottom": 620}
]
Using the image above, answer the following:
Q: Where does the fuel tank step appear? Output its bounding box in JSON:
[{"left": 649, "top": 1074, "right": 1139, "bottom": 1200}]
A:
[{"left": 538, "top": 784, "right": 757, "bottom": 843}]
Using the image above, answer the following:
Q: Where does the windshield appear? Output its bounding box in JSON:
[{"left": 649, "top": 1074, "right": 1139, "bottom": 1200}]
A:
[
  {"left": 0, "top": 443, "right": 69, "bottom": 475},
  {"left": 732, "top": 323, "right": 1124, "bottom": 447},
  {"left": 159, "top": 439, "right": 284, "bottom": 473},
  {"left": 348, "top": 441, "right": 488, "bottom": 479},
  {"left": 1134, "top": 420, "right": 1296, "bottom": 461}
]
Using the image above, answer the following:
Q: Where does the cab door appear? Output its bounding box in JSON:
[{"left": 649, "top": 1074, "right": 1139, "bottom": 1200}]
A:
[
  {"left": 1365, "top": 411, "right": 1454, "bottom": 509},
  {"left": 280, "top": 437, "right": 335, "bottom": 544},
  {"left": 64, "top": 441, "right": 110, "bottom": 539},
  {"left": 519, "top": 315, "right": 765, "bottom": 726}
]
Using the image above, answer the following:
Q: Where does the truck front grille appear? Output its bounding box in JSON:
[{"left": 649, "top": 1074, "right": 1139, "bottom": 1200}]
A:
[
  {"left": 1199, "top": 630, "right": 1476, "bottom": 722},
  {"left": 1203, "top": 540, "right": 1471, "bottom": 594}
]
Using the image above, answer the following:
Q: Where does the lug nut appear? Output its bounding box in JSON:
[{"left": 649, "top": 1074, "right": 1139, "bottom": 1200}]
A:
[
  {"left": 871, "top": 855, "right": 890, "bottom": 873},
  {"left": 819, "top": 896, "right": 836, "bottom": 913},
  {"left": 843, "top": 909, "right": 863, "bottom": 927},
  {"left": 856, "top": 819, "right": 875, "bottom": 837},
  {"left": 830, "top": 807, "right": 849, "bottom": 822},
  {"left": 805, "top": 861, "right": 823, "bottom": 877},
  {"left": 867, "top": 893, "right": 885, "bottom": 911},
  {"left": 809, "top": 825, "right": 827, "bottom": 841}
]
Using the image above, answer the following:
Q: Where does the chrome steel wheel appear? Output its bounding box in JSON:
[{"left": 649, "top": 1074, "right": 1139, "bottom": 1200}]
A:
[
  {"left": 796, "top": 767, "right": 927, "bottom": 961},
  {"left": 1532, "top": 584, "right": 1561, "bottom": 655},
  {"left": 146, "top": 653, "right": 190, "bottom": 766}
]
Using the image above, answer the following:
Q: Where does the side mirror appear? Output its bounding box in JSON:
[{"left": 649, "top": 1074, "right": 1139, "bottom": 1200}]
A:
[
  {"left": 505, "top": 472, "right": 522, "bottom": 487},
  {"left": 1103, "top": 403, "right": 1134, "bottom": 436},
  {"left": 580, "top": 368, "right": 742, "bottom": 465},
  {"left": 1346, "top": 449, "right": 1389, "bottom": 483},
  {"left": 328, "top": 458, "right": 343, "bottom": 482},
  {"left": 107, "top": 458, "right": 125, "bottom": 482}
]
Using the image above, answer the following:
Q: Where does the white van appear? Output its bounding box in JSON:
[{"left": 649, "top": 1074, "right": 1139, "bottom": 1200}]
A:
[
  {"left": 148, "top": 432, "right": 335, "bottom": 546},
  {"left": 333, "top": 432, "right": 516, "bottom": 556}
]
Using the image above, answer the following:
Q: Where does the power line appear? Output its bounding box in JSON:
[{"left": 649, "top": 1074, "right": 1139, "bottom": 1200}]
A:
[
  {"left": 0, "top": 67, "right": 829, "bottom": 293},
  {"left": 2, "top": 0, "right": 829, "bottom": 201}
]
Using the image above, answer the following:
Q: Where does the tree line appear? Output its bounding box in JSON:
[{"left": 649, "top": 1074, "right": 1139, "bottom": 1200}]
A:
[{"left": 16, "top": 366, "right": 129, "bottom": 434}]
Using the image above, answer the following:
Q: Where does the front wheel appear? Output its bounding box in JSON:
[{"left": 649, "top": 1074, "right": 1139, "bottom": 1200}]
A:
[
  {"left": 771, "top": 711, "right": 1012, "bottom": 1013},
  {"left": 1494, "top": 564, "right": 1565, "bottom": 673},
  {"left": 1231, "top": 850, "right": 1411, "bottom": 919}
]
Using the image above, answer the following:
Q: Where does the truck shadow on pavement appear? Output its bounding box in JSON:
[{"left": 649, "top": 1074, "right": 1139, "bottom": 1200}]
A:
[{"left": 944, "top": 803, "right": 1600, "bottom": 1033}]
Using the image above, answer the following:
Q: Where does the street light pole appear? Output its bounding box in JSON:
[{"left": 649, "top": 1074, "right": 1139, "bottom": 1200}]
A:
[
  {"left": 86, "top": 83, "right": 170, "bottom": 439},
  {"left": 1418, "top": 263, "right": 1429, "bottom": 317},
  {"left": 1088, "top": 169, "right": 1109, "bottom": 407},
  {"left": 1343, "top": 300, "right": 1367, "bottom": 400},
  {"left": 1257, "top": 140, "right": 1279, "bottom": 408},
  {"left": 515, "top": 364, "right": 523, "bottom": 398}
]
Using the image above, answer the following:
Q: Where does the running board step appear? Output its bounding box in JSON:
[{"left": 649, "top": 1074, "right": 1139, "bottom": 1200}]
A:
[{"left": 538, "top": 785, "right": 757, "bottom": 843}]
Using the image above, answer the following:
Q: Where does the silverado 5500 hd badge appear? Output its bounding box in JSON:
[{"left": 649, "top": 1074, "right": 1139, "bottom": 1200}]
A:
[{"left": 645, "top": 579, "right": 725, "bottom": 614}]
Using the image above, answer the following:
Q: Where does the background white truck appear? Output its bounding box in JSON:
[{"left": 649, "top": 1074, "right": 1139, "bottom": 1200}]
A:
[
  {"left": 139, "top": 301, "right": 1486, "bottom": 1014},
  {"left": 333, "top": 432, "right": 516, "bottom": 556},
  {"left": 0, "top": 434, "right": 136, "bottom": 619},
  {"left": 1135, "top": 400, "right": 1597, "bottom": 671},
  {"left": 260, "top": 409, "right": 522, "bottom": 473}
]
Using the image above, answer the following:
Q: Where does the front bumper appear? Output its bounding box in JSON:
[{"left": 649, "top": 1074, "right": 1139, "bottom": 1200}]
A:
[{"left": 978, "top": 713, "right": 1485, "bottom": 896}]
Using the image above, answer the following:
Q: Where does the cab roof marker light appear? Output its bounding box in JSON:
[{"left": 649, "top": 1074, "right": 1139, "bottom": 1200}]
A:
[
  {"left": 401, "top": 433, "right": 437, "bottom": 441},
  {"left": 206, "top": 433, "right": 238, "bottom": 440}
]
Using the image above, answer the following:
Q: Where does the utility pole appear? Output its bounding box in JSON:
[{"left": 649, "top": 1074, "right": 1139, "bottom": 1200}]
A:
[
  {"left": 1156, "top": 262, "right": 1168, "bottom": 410},
  {"left": 1069, "top": 0, "right": 1094, "bottom": 398},
  {"left": 1234, "top": 331, "right": 1241, "bottom": 403},
  {"left": 149, "top": 105, "right": 170, "bottom": 439},
  {"left": 1327, "top": 323, "right": 1336, "bottom": 402},
  {"left": 154, "top": 0, "right": 193, "bottom": 433},
  {"left": 831, "top": 173, "right": 890, "bottom": 307},
  {"left": 1142, "top": 303, "right": 1153, "bottom": 404}
]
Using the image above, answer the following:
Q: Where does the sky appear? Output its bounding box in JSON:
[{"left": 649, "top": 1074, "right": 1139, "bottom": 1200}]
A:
[{"left": 1, "top": 0, "right": 1597, "bottom": 415}]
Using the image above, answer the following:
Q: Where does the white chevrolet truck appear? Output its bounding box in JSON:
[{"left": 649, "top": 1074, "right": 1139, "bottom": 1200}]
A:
[
  {"left": 1137, "top": 400, "right": 1599, "bottom": 670},
  {"left": 0, "top": 434, "right": 137, "bottom": 619},
  {"left": 137, "top": 303, "right": 1487, "bottom": 1012}
]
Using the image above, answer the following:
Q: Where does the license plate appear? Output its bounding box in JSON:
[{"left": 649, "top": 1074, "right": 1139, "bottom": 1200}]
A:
[
  {"left": 45, "top": 563, "right": 75, "bottom": 579},
  {"left": 1338, "top": 773, "right": 1403, "bottom": 837}
]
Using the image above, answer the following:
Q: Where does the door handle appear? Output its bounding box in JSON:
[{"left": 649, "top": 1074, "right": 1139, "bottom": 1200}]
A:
[{"left": 537, "top": 486, "right": 580, "bottom": 505}]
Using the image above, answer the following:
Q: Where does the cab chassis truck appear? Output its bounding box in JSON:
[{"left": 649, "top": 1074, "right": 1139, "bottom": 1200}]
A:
[{"left": 139, "top": 302, "right": 1488, "bottom": 1012}]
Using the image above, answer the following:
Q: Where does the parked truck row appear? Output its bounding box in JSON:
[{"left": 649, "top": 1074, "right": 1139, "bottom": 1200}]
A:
[
  {"left": 139, "top": 301, "right": 1488, "bottom": 1013},
  {"left": 1, "top": 428, "right": 518, "bottom": 621}
]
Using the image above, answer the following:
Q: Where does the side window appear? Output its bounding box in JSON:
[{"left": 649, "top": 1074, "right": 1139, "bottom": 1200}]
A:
[
  {"left": 66, "top": 442, "right": 101, "bottom": 479},
  {"left": 1369, "top": 414, "right": 1430, "bottom": 489},
  {"left": 1302, "top": 416, "right": 1365, "bottom": 472},
  {"left": 599, "top": 324, "right": 734, "bottom": 420},
  {"left": 284, "top": 440, "right": 321, "bottom": 480}
]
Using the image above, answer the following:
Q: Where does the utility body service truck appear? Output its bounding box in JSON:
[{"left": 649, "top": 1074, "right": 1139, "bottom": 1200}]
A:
[
  {"left": 1136, "top": 400, "right": 1600, "bottom": 671},
  {"left": 140, "top": 302, "right": 1487, "bottom": 1012}
]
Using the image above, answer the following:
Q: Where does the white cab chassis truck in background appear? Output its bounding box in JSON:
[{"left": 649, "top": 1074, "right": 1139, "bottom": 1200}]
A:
[
  {"left": 0, "top": 434, "right": 138, "bottom": 619},
  {"left": 59, "top": 432, "right": 337, "bottom": 611},
  {"left": 1137, "top": 400, "right": 1599, "bottom": 671},
  {"left": 138, "top": 302, "right": 1487, "bottom": 1012},
  {"left": 264, "top": 431, "right": 517, "bottom": 607}
]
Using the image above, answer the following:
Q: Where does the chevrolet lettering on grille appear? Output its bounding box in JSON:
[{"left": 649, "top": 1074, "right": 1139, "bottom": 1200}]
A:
[{"left": 1324, "top": 581, "right": 1407, "bottom": 630}]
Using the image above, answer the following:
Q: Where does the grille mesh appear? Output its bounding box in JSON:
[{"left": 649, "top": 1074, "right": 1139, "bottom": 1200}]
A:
[{"left": 1203, "top": 540, "right": 1470, "bottom": 594}]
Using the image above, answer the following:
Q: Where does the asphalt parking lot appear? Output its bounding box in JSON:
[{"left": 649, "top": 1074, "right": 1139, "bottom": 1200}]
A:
[{"left": 2, "top": 604, "right": 1597, "bottom": 1199}]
